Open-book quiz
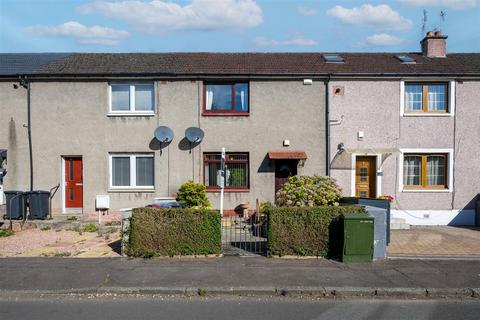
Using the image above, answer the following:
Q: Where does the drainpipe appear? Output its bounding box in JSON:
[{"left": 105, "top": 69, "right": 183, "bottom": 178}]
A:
[
  {"left": 17, "top": 76, "right": 33, "bottom": 191},
  {"left": 26, "top": 78, "right": 33, "bottom": 192},
  {"left": 324, "top": 75, "right": 331, "bottom": 177}
]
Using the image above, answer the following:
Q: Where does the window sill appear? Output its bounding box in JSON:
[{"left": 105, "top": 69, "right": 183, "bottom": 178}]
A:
[
  {"left": 108, "top": 188, "right": 155, "bottom": 193},
  {"left": 206, "top": 188, "right": 250, "bottom": 193},
  {"left": 401, "top": 189, "right": 451, "bottom": 193},
  {"left": 402, "top": 113, "right": 452, "bottom": 117},
  {"left": 107, "top": 112, "right": 155, "bottom": 117},
  {"left": 202, "top": 112, "right": 249, "bottom": 117}
]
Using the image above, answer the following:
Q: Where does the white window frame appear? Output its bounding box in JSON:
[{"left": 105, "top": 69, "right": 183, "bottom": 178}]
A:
[
  {"left": 108, "top": 83, "right": 156, "bottom": 116},
  {"left": 400, "top": 80, "right": 455, "bottom": 117},
  {"left": 109, "top": 153, "right": 155, "bottom": 191},
  {"left": 398, "top": 148, "right": 453, "bottom": 193}
]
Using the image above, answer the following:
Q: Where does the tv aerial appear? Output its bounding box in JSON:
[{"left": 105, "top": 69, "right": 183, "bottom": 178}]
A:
[
  {"left": 185, "top": 127, "right": 204, "bottom": 153},
  {"left": 154, "top": 126, "right": 174, "bottom": 154}
]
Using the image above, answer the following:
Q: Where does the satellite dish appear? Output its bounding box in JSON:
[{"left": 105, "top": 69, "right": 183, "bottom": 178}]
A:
[
  {"left": 154, "top": 126, "right": 174, "bottom": 143},
  {"left": 185, "top": 127, "right": 204, "bottom": 144}
]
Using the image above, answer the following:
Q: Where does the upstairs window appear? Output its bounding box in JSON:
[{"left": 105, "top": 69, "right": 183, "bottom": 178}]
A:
[
  {"left": 404, "top": 83, "right": 448, "bottom": 113},
  {"left": 110, "top": 83, "right": 154, "bottom": 114},
  {"left": 204, "top": 82, "right": 249, "bottom": 115},
  {"left": 204, "top": 153, "right": 249, "bottom": 190}
]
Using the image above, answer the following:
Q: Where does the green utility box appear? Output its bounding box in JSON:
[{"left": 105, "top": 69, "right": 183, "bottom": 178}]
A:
[{"left": 341, "top": 214, "right": 374, "bottom": 263}]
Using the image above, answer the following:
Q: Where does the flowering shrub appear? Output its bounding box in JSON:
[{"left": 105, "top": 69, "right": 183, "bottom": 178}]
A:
[
  {"left": 176, "top": 180, "right": 211, "bottom": 208},
  {"left": 378, "top": 194, "right": 395, "bottom": 202},
  {"left": 275, "top": 175, "right": 342, "bottom": 207}
]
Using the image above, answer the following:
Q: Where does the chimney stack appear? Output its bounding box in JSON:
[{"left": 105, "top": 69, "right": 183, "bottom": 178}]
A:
[{"left": 421, "top": 31, "right": 448, "bottom": 58}]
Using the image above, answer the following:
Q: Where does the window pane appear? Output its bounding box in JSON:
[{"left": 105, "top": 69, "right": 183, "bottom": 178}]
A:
[
  {"left": 136, "top": 157, "right": 154, "bottom": 186},
  {"left": 405, "top": 84, "right": 423, "bottom": 111},
  {"left": 234, "top": 83, "right": 249, "bottom": 112},
  {"left": 426, "top": 156, "right": 446, "bottom": 186},
  {"left": 205, "top": 161, "right": 221, "bottom": 187},
  {"left": 135, "top": 84, "right": 154, "bottom": 111},
  {"left": 111, "top": 85, "right": 130, "bottom": 111},
  {"left": 112, "top": 157, "right": 130, "bottom": 186},
  {"left": 404, "top": 156, "right": 421, "bottom": 186},
  {"left": 206, "top": 84, "right": 233, "bottom": 111},
  {"left": 226, "top": 162, "right": 248, "bottom": 187},
  {"left": 427, "top": 84, "right": 447, "bottom": 111}
]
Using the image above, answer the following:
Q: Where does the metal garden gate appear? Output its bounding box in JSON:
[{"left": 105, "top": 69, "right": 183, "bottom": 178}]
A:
[{"left": 221, "top": 211, "right": 267, "bottom": 256}]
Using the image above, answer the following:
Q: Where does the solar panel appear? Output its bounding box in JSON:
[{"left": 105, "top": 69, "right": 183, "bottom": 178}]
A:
[
  {"left": 395, "top": 54, "right": 416, "bottom": 63},
  {"left": 323, "top": 54, "right": 344, "bottom": 63}
]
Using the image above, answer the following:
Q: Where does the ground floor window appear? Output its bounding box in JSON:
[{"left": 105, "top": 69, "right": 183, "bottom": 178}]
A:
[
  {"left": 204, "top": 153, "right": 249, "bottom": 190},
  {"left": 110, "top": 153, "right": 154, "bottom": 189},
  {"left": 403, "top": 153, "right": 447, "bottom": 189}
]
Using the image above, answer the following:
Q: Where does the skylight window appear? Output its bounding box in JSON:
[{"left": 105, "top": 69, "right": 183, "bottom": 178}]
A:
[
  {"left": 395, "top": 54, "right": 416, "bottom": 64},
  {"left": 323, "top": 54, "right": 344, "bottom": 63}
]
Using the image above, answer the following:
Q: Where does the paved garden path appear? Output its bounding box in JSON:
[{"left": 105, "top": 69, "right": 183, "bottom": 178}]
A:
[{"left": 387, "top": 226, "right": 480, "bottom": 257}]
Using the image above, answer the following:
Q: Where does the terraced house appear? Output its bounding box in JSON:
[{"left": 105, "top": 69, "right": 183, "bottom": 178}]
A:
[{"left": 1, "top": 32, "right": 479, "bottom": 226}]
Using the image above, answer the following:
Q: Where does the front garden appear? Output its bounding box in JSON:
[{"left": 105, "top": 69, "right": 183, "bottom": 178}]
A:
[{"left": 124, "top": 176, "right": 367, "bottom": 259}]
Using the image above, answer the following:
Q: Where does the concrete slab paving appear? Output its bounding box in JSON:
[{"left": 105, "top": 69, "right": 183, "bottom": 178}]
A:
[{"left": 388, "top": 226, "right": 480, "bottom": 257}]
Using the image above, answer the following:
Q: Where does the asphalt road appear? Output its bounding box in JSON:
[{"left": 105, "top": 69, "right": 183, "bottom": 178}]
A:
[{"left": 1, "top": 296, "right": 479, "bottom": 320}]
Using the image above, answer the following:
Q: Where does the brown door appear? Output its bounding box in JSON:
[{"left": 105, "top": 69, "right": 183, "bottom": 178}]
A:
[
  {"left": 275, "top": 160, "right": 298, "bottom": 197},
  {"left": 355, "top": 156, "right": 376, "bottom": 198},
  {"left": 65, "top": 157, "right": 83, "bottom": 209}
]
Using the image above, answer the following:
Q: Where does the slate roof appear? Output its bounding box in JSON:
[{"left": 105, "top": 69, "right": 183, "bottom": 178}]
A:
[
  {"left": 1, "top": 52, "right": 480, "bottom": 77},
  {"left": 0, "top": 53, "right": 72, "bottom": 75}
]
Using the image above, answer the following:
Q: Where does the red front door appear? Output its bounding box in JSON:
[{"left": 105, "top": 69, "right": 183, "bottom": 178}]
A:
[{"left": 65, "top": 157, "right": 83, "bottom": 209}]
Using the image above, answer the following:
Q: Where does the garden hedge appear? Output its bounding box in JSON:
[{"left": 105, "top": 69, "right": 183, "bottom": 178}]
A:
[
  {"left": 125, "top": 207, "right": 221, "bottom": 257},
  {"left": 265, "top": 205, "right": 366, "bottom": 257}
]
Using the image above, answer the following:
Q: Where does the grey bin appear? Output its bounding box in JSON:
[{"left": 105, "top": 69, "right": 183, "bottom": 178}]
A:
[
  {"left": 4, "top": 191, "right": 26, "bottom": 220},
  {"left": 27, "top": 191, "right": 50, "bottom": 220}
]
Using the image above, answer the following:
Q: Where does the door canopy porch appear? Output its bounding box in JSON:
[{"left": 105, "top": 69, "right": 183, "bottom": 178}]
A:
[{"left": 267, "top": 151, "right": 307, "bottom": 160}]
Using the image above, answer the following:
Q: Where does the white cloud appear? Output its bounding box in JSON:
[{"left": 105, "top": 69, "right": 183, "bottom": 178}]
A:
[
  {"left": 78, "top": 0, "right": 263, "bottom": 33},
  {"left": 365, "top": 33, "right": 404, "bottom": 46},
  {"left": 25, "top": 21, "right": 129, "bottom": 45},
  {"left": 297, "top": 6, "right": 317, "bottom": 16},
  {"left": 327, "top": 4, "right": 413, "bottom": 31},
  {"left": 398, "top": 0, "right": 477, "bottom": 10},
  {"left": 254, "top": 35, "right": 318, "bottom": 47}
]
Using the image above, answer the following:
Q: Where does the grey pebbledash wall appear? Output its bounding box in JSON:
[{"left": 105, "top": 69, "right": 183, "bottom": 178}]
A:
[{"left": 0, "top": 79, "right": 326, "bottom": 214}]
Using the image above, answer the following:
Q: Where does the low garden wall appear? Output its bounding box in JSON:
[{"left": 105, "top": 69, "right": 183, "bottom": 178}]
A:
[
  {"left": 265, "top": 205, "right": 366, "bottom": 257},
  {"left": 125, "top": 207, "right": 221, "bottom": 257}
]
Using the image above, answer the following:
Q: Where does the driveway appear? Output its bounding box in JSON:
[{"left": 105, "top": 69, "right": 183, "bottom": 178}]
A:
[{"left": 388, "top": 226, "right": 480, "bottom": 258}]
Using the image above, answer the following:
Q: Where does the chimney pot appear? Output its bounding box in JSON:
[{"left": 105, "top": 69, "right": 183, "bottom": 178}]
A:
[
  {"left": 434, "top": 31, "right": 442, "bottom": 37},
  {"left": 427, "top": 31, "right": 434, "bottom": 37}
]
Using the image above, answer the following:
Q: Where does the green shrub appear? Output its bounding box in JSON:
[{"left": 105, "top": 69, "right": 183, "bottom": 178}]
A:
[
  {"left": 275, "top": 175, "right": 342, "bottom": 207},
  {"left": 176, "top": 180, "right": 211, "bottom": 208},
  {"left": 266, "top": 205, "right": 366, "bottom": 257},
  {"left": 40, "top": 226, "right": 51, "bottom": 231},
  {"left": 126, "top": 207, "right": 221, "bottom": 257},
  {"left": 83, "top": 223, "right": 98, "bottom": 233},
  {"left": 0, "top": 229, "right": 14, "bottom": 237},
  {"left": 67, "top": 216, "right": 78, "bottom": 221}
]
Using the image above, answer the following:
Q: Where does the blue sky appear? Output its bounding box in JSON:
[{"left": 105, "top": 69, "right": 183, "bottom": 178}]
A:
[{"left": 1, "top": 0, "right": 479, "bottom": 53}]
